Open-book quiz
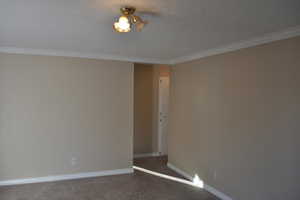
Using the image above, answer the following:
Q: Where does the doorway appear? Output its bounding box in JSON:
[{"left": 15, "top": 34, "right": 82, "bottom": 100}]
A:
[{"left": 133, "top": 64, "right": 170, "bottom": 158}]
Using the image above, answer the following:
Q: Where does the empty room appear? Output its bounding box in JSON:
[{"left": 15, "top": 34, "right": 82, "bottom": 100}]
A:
[{"left": 0, "top": 1, "right": 299, "bottom": 200}]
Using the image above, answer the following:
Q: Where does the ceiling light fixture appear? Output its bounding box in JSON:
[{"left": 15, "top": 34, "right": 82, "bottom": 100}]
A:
[
  {"left": 113, "top": 6, "right": 148, "bottom": 33},
  {"left": 114, "top": 15, "right": 131, "bottom": 32}
]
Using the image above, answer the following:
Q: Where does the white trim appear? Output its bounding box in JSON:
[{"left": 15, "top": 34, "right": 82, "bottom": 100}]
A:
[
  {"left": 133, "top": 152, "right": 161, "bottom": 158},
  {"left": 158, "top": 77, "right": 170, "bottom": 155},
  {"left": 167, "top": 162, "right": 233, "bottom": 200},
  {"left": 133, "top": 166, "right": 203, "bottom": 188},
  {"left": 0, "top": 26, "right": 299, "bottom": 65},
  {"left": 0, "top": 47, "right": 170, "bottom": 65},
  {"left": 134, "top": 153, "right": 154, "bottom": 158},
  {"left": 167, "top": 163, "right": 193, "bottom": 180},
  {"left": 169, "top": 25, "right": 300, "bottom": 64},
  {"left": 0, "top": 168, "right": 133, "bottom": 186},
  {"left": 204, "top": 184, "right": 233, "bottom": 200},
  {"left": 152, "top": 152, "right": 162, "bottom": 157}
]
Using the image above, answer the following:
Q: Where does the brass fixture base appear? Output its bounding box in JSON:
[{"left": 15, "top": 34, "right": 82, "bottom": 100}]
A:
[{"left": 120, "top": 6, "right": 136, "bottom": 15}]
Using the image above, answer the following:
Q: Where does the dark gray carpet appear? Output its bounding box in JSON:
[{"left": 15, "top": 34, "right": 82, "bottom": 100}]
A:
[{"left": 0, "top": 156, "right": 219, "bottom": 200}]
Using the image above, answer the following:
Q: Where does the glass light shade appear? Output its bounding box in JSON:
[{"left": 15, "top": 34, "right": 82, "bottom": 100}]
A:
[{"left": 114, "top": 16, "right": 131, "bottom": 33}]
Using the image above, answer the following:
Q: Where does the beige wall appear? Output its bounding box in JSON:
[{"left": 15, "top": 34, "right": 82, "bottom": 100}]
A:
[
  {"left": 134, "top": 64, "right": 154, "bottom": 154},
  {"left": 168, "top": 36, "right": 300, "bottom": 200},
  {"left": 0, "top": 53, "right": 133, "bottom": 181}
]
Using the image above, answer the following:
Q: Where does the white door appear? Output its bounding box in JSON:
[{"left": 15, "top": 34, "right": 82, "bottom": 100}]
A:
[{"left": 158, "top": 77, "right": 169, "bottom": 155}]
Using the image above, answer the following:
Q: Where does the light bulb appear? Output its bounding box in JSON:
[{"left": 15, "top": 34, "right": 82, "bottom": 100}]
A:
[
  {"left": 114, "top": 16, "right": 131, "bottom": 33},
  {"left": 119, "top": 16, "right": 129, "bottom": 23}
]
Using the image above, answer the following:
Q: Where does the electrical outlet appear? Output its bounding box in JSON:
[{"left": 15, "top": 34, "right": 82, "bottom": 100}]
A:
[{"left": 71, "top": 157, "right": 77, "bottom": 166}]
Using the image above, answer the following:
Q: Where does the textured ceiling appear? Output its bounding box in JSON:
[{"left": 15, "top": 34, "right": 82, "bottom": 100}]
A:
[{"left": 0, "top": 0, "right": 300, "bottom": 63}]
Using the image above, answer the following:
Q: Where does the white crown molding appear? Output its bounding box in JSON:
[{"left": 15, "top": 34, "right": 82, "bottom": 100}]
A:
[
  {"left": 0, "top": 168, "right": 133, "bottom": 186},
  {"left": 0, "top": 47, "right": 170, "bottom": 65},
  {"left": 0, "top": 26, "right": 299, "bottom": 65},
  {"left": 169, "top": 25, "right": 300, "bottom": 64},
  {"left": 167, "top": 162, "right": 233, "bottom": 200}
]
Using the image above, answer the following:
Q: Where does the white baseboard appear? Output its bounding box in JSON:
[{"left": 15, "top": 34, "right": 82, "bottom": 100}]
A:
[
  {"left": 167, "top": 162, "right": 233, "bottom": 200},
  {"left": 167, "top": 163, "right": 193, "bottom": 180},
  {"left": 0, "top": 168, "right": 133, "bottom": 186},
  {"left": 134, "top": 152, "right": 162, "bottom": 158},
  {"left": 203, "top": 184, "right": 233, "bottom": 200}
]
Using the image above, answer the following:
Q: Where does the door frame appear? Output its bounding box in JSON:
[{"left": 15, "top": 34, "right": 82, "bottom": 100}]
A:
[{"left": 157, "top": 76, "right": 169, "bottom": 155}]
